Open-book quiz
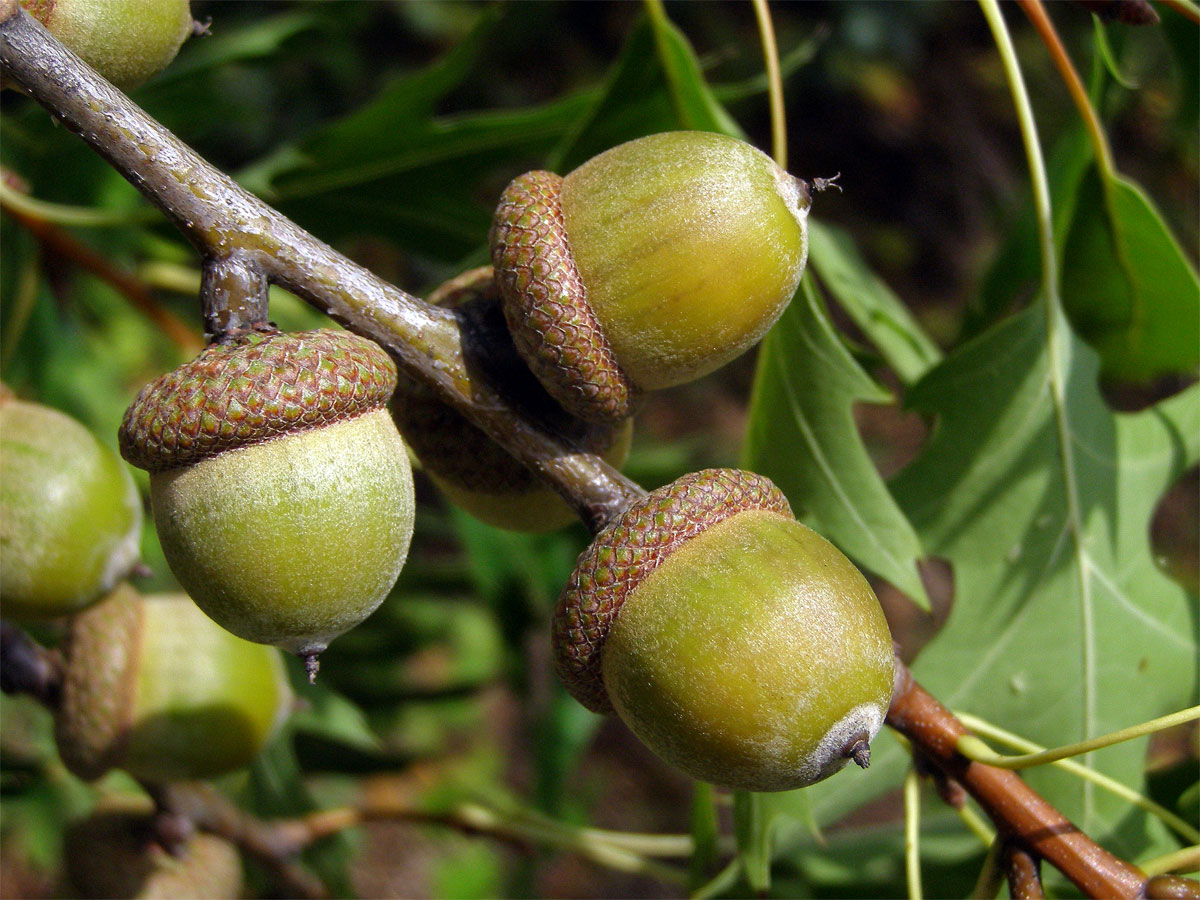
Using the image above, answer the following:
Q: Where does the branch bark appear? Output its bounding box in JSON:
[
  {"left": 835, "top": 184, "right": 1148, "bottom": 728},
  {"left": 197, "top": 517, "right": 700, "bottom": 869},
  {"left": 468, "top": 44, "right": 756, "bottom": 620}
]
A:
[
  {"left": 887, "top": 662, "right": 1149, "bottom": 898},
  {"left": 0, "top": 7, "right": 1187, "bottom": 898},
  {"left": 0, "top": 3, "right": 643, "bottom": 533},
  {"left": 1004, "top": 843, "right": 1046, "bottom": 899}
]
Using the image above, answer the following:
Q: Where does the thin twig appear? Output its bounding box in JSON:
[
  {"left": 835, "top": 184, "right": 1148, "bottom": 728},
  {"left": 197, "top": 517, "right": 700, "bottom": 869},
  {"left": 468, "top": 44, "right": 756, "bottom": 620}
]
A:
[
  {"left": 1, "top": 196, "right": 204, "bottom": 355},
  {"left": 149, "top": 778, "right": 690, "bottom": 890},
  {"left": 904, "top": 767, "right": 924, "bottom": 900},
  {"left": 1004, "top": 843, "right": 1046, "bottom": 899},
  {"left": 956, "top": 707, "right": 1200, "bottom": 770},
  {"left": 751, "top": 0, "right": 787, "bottom": 170},
  {"left": 149, "top": 783, "right": 330, "bottom": 900},
  {"left": 887, "top": 662, "right": 1148, "bottom": 899},
  {"left": 1140, "top": 846, "right": 1200, "bottom": 879},
  {"left": 1156, "top": 0, "right": 1200, "bottom": 25},
  {"left": 956, "top": 712, "right": 1200, "bottom": 843},
  {"left": 971, "top": 838, "right": 1005, "bottom": 900},
  {"left": 1016, "top": 0, "right": 1115, "bottom": 177},
  {"left": 0, "top": 3, "right": 644, "bottom": 533}
]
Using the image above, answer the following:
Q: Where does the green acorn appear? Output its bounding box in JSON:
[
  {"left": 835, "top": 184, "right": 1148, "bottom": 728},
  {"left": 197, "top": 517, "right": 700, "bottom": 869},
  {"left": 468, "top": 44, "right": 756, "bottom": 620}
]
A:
[
  {"left": 54, "top": 585, "right": 291, "bottom": 783},
  {"left": 392, "top": 270, "right": 632, "bottom": 532},
  {"left": 118, "top": 328, "right": 415, "bottom": 677},
  {"left": 20, "top": 0, "right": 193, "bottom": 89},
  {"left": 490, "top": 131, "right": 810, "bottom": 423},
  {"left": 553, "top": 468, "right": 895, "bottom": 792},
  {"left": 64, "top": 803, "right": 242, "bottom": 899},
  {"left": 0, "top": 392, "right": 142, "bottom": 621}
]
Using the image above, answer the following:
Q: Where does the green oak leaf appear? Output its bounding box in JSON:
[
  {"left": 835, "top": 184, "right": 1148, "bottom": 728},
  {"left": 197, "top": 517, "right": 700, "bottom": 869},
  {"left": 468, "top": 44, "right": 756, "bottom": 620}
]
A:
[
  {"left": 973, "top": 125, "right": 1198, "bottom": 381},
  {"left": 791, "top": 303, "right": 1197, "bottom": 865},
  {"left": 808, "top": 218, "right": 943, "bottom": 386},
  {"left": 549, "top": 13, "right": 743, "bottom": 173},
  {"left": 1061, "top": 166, "right": 1200, "bottom": 381},
  {"left": 743, "top": 276, "right": 930, "bottom": 608},
  {"left": 237, "top": 8, "right": 594, "bottom": 263}
]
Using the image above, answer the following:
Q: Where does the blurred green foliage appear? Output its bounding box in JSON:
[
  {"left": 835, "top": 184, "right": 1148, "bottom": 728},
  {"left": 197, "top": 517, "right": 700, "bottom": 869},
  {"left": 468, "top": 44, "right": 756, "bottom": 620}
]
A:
[{"left": 1, "top": 2, "right": 1196, "bottom": 898}]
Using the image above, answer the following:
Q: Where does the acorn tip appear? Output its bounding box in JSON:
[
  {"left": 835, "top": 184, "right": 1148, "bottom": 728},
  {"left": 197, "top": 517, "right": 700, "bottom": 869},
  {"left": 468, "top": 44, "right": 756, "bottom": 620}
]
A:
[
  {"left": 302, "top": 652, "right": 320, "bottom": 684},
  {"left": 849, "top": 740, "right": 871, "bottom": 769}
]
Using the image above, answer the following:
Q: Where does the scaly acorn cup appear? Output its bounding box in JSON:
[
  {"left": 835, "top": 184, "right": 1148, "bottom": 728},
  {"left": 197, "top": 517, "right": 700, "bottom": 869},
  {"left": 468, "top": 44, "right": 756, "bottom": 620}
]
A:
[
  {"left": 392, "top": 270, "right": 633, "bottom": 532},
  {"left": 0, "top": 392, "right": 142, "bottom": 621},
  {"left": 64, "top": 805, "right": 243, "bottom": 899},
  {"left": 395, "top": 382, "right": 632, "bottom": 532},
  {"left": 19, "top": 0, "right": 193, "bottom": 90},
  {"left": 54, "top": 585, "right": 292, "bottom": 783},
  {"left": 552, "top": 469, "right": 895, "bottom": 792},
  {"left": 118, "top": 328, "right": 415, "bottom": 678},
  {"left": 490, "top": 131, "right": 810, "bottom": 424}
]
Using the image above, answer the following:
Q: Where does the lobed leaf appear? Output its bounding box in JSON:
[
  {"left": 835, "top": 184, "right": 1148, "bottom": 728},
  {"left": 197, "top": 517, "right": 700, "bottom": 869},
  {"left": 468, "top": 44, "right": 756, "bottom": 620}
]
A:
[
  {"left": 800, "top": 304, "right": 1197, "bottom": 857},
  {"left": 743, "top": 277, "right": 930, "bottom": 607}
]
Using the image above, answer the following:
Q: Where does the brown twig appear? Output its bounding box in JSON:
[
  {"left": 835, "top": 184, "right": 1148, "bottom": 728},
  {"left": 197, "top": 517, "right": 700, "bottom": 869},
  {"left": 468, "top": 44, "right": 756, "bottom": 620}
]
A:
[
  {"left": 149, "top": 775, "right": 689, "bottom": 890},
  {"left": 887, "top": 662, "right": 1148, "bottom": 898},
  {"left": 0, "top": 5, "right": 1185, "bottom": 895},
  {"left": 148, "top": 782, "right": 330, "bottom": 900},
  {"left": 1004, "top": 843, "right": 1046, "bottom": 899},
  {"left": 1016, "top": 0, "right": 1115, "bottom": 177},
  {"left": 0, "top": 197, "right": 205, "bottom": 355},
  {"left": 0, "top": 3, "right": 644, "bottom": 533},
  {"left": 1155, "top": 0, "right": 1200, "bottom": 25},
  {"left": 1146, "top": 874, "right": 1200, "bottom": 900}
]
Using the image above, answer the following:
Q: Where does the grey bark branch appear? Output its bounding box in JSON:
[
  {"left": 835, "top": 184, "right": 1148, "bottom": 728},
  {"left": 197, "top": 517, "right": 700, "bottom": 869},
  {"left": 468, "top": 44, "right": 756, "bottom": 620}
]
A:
[{"left": 0, "top": 4, "right": 644, "bottom": 532}]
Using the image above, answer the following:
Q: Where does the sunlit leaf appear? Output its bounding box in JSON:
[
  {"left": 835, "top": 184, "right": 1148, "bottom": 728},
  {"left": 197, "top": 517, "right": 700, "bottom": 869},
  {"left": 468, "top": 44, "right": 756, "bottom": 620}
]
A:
[
  {"left": 808, "top": 219, "right": 942, "bottom": 385},
  {"left": 801, "top": 305, "right": 1198, "bottom": 863},
  {"left": 744, "top": 278, "right": 930, "bottom": 607}
]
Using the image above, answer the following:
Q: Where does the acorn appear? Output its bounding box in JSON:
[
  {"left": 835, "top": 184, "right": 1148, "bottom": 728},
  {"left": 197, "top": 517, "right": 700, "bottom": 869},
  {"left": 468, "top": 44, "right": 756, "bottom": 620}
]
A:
[
  {"left": 392, "top": 269, "right": 633, "bottom": 532},
  {"left": 64, "top": 804, "right": 243, "bottom": 899},
  {"left": 19, "top": 0, "right": 193, "bottom": 90},
  {"left": 552, "top": 469, "right": 895, "bottom": 792},
  {"left": 54, "top": 585, "right": 292, "bottom": 783},
  {"left": 490, "top": 131, "right": 810, "bottom": 424},
  {"left": 0, "top": 392, "right": 142, "bottom": 621},
  {"left": 118, "top": 328, "right": 415, "bottom": 677}
]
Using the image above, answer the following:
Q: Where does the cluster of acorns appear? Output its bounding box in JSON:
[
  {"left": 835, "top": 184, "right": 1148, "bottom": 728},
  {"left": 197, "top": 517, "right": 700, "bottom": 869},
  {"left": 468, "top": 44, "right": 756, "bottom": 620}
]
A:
[{"left": 2, "top": 128, "right": 894, "bottom": 809}]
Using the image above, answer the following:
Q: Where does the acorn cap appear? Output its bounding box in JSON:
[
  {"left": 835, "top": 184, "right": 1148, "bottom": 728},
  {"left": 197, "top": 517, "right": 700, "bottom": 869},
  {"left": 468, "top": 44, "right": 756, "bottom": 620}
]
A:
[
  {"left": 119, "top": 329, "right": 397, "bottom": 473},
  {"left": 552, "top": 468, "right": 792, "bottom": 713},
  {"left": 54, "top": 582, "right": 144, "bottom": 781},
  {"left": 490, "top": 132, "right": 809, "bottom": 424},
  {"left": 55, "top": 586, "right": 294, "bottom": 782},
  {"left": 394, "top": 269, "right": 634, "bottom": 531},
  {"left": 64, "top": 807, "right": 244, "bottom": 900},
  {"left": 489, "top": 170, "right": 640, "bottom": 424}
]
